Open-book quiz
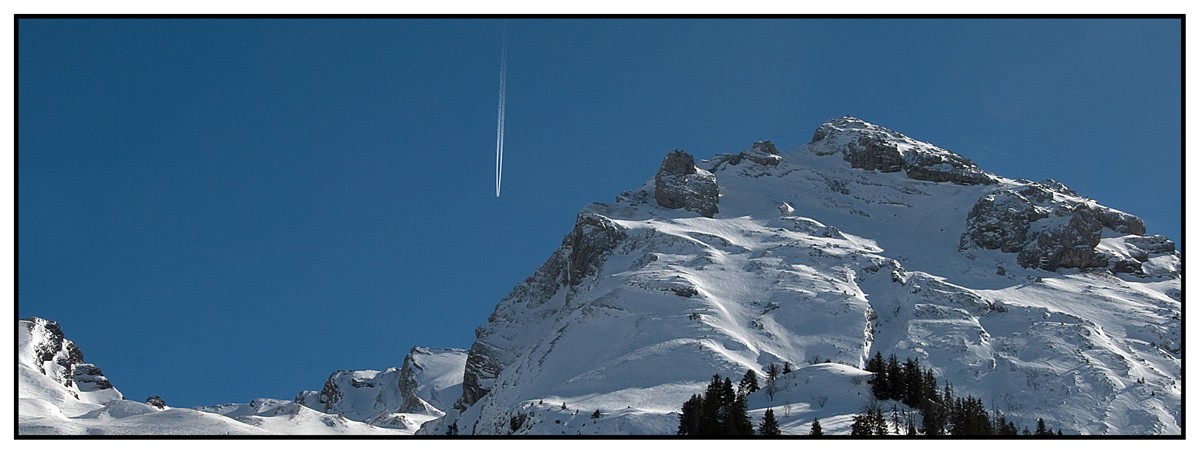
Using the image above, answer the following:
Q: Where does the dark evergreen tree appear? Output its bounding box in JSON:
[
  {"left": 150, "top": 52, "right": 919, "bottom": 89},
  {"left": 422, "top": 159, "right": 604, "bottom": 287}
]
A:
[
  {"left": 678, "top": 374, "right": 753, "bottom": 436},
  {"left": 866, "top": 352, "right": 885, "bottom": 373},
  {"left": 901, "top": 358, "right": 924, "bottom": 406},
  {"left": 698, "top": 375, "right": 724, "bottom": 435},
  {"left": 948, "top": 395, "right": 992, "bottom": 436},
  {"left": 739, "top": 369, "right": 760, "bottom": 395},
  {"left": 1035, "top": 418, "right": 1048, "bottom": 436},
  {"left": 445, "top": 421, "right": 458, "bottom": 436},
  {"left": 884, "top": 354, "right": 902, "bottom": 400},
  {"left": 850, "top": 407, "right": 888, "bottom": 436},
  {"left": 759, "top": 408, "right": 781, "bottom": 436},
  {"left": 717, "top": 378, "right": 753, "bottom": 436},
  {"left": 783, "top": 362, "right": 793, "bottom": 374},
  {"left": 809, "top": 418, "right": 823, "bottom": 436},
  {"left": 677, "top": 394, "right": 704, "bottom": 435}
]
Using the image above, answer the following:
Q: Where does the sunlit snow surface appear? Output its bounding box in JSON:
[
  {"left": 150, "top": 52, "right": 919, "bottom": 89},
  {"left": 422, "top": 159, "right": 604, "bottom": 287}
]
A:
[{"left": 424, "top": 121, "right": 1180, "bottom": 436}]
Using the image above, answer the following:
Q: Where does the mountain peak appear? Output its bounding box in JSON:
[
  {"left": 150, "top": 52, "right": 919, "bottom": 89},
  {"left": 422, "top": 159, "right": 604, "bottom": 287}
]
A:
[{"left": 809, "top": 116, "right": 996, "bottom": 185}]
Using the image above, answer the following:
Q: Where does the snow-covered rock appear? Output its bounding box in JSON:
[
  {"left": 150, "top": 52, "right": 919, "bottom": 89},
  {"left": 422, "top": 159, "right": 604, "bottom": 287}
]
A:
[
  {"left": 960, "top": 179, "right": 1169, "bottom": 272},
  {"left": 292, "top": 346, "right": 466, "bottom": 429},
  {"left": 809, "top": 116, "right": 996, "bottom": 185},
  {"left": 18, "top": 317, "right": 122, "bottom": 406}
]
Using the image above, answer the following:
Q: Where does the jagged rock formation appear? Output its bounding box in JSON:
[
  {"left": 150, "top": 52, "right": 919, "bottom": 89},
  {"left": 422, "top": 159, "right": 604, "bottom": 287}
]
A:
[
  {"left": 809, "top": 116, "right": 996, "bottom": 185},
  {"left": 20, "top": 317, "right": 119, "bottom": 402},
  {"left": 294, "top": 347, "right": 467, "bottom": 429},
  {"left": 653, "top": 149, "right": 719, "bottom": 217},
  {"left": 960, "top": 179, "right": 1170, "bottom": 272}
]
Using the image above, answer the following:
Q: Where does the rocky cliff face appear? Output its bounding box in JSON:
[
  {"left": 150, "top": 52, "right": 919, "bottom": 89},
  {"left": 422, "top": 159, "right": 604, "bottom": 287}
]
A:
[
  {"left": 19, "top": 317, "right": 120, "bottom": 403},
  {"left": 960, "top": 179, "right": 1171, "bottom": 273},
  {"left": 653, "top": 150, "right": 720, "bottom": 217}
]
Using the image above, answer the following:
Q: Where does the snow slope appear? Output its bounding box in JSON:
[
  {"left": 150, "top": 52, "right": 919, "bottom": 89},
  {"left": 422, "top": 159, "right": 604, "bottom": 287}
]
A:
[
  {"left": 17, "top": 318, "right": 466, "bottom": 435},
  {"left": 423, "top": 117, "right": 1181, "bottom": 435}
]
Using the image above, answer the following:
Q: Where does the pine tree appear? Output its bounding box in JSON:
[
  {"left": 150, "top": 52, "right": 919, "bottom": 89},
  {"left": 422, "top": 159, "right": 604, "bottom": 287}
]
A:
[
  {"left": 677, "top": 394, "right": 704, "bottom": 435},
  {"left": 716, "top": 378, "right": 753, "bottom": 436},
  {"left": 850, "top": 404, "right": 889, "bottom": 437},
  {"left": 866, "top": 351, "right": 883, "bottom": 372},
  {"left": 783, "top": 362, "right": 793, "bottom": 374},
  {"left": 901, "top": 358, "right": 923, "bottom": 406},
  {"left": 698, "top": 375, "right": 724, "bottom": 435},
  {"left": 759, "top": 408, "right": 781, "bottom": 436},
  {"left": 1035, "top": 418, "right": 1048, "bottom": 436},
  {"left": 445, "top": 421, "right": 458, "bottom": 436},
  {"left": 884, "top": 354, "right": 902, "bottom": 400},
  {"left": 739, "top": 369, "right": 760, "bottom": 394},
  {"left": 809, "top": 418, "right": 823, "bottom": 436}
]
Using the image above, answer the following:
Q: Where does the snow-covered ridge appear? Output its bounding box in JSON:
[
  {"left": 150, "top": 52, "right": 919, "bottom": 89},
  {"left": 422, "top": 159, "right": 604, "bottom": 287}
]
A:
[
  {"left": 17, "top": 317, "right": 467, "bottom": 435},
  {"left": 431, "top": 117, "right": 1180, "bottom": 435}
]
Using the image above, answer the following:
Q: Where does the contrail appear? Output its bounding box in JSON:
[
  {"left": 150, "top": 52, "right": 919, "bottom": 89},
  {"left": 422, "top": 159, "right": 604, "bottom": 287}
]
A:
[{"left": 494, "top": 35, "right": 507, "bottom": 198}]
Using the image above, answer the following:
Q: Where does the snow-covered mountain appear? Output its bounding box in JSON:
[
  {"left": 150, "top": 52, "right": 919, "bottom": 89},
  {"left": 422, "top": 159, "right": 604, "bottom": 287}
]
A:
[
  {"left": 419, "top": 117, "right": 1180, "bottom": 435},
  {"left": 17, "top": 317, "right": 466, "bottom": 435},
  {"left": 18, "top": 117, "right": 1181, "bottom": 436}
]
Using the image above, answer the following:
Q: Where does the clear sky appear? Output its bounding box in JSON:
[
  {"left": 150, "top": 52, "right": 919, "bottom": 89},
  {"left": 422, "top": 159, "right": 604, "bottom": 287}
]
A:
[{"left": 16, "top": 18, "right": 1182, "bottom": 408}]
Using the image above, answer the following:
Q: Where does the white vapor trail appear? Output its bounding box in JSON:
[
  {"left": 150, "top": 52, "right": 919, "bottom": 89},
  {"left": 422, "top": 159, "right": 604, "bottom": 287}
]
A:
[{"left": 494, "top": 37, "right": 507, "bottom": 198}]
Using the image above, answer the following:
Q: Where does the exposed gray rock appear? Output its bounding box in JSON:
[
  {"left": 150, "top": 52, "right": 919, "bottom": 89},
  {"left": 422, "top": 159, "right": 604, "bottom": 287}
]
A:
[
  {"left": 564, "top": 212, "right": 628, "bottom": 286},
  {"left": 808, "top": 116, "right": 996, "bottom": 185},
  {"left": 460, "top": 211, "right": 627, "bottom": 410},
  {"left": 961, "top": 180, "right": 1158, "bottom": 271},
  {"left": 71, "top": 363, "right": 113, "bottom": 391},
  {"left": 317, "top": 372, "right": 343, "bottom": 412},
  {"left": 1126, "top": 235, "right": 1176, "bottom": 254},
  {"left": 709, "top": 141, "right": 783, "bottom": 169},
  {"left": 654, "top": 150, "right": 719, "bottom": 217},
  {"left": 397, "top": 351, "right": 426, "bottom": 414}
]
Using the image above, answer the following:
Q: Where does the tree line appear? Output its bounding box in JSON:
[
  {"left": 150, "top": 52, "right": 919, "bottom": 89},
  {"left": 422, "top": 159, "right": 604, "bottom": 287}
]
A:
[
  {"left": 675, "top": 354, "right": 1064, "bottom": 437},
  {"left": 860, "top": 352, "right": 1062, "bottom": 437}
]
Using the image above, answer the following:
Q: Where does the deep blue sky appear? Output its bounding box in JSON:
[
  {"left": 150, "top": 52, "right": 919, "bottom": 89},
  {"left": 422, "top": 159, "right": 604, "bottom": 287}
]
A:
[{"left": 17, "top": 18, "right": 1182, "bottom": 408}]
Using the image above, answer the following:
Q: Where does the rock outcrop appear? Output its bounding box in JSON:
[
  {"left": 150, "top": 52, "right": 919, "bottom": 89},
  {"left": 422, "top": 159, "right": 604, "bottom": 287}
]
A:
[
  {"left": 809, "top": 116, "right": 996, "bottom": 185},
  {"left": 960, "top": 180, "right": 1163, "bottom": 271},
  {"left": 653, "top": 150, "right": 719, "bottom": 217},
  {"left": 21, "top": 317, "right": 119, "bottom": 400},
  {"left": 18, "top": 318, "right": 124, "bottom": 409}
]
